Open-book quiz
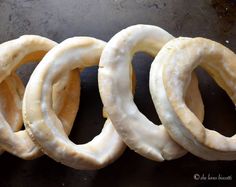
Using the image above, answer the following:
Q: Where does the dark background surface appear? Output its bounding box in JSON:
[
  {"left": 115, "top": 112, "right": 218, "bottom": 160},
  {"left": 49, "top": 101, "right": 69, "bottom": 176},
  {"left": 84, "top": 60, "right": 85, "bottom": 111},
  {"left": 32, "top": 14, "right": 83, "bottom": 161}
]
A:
[{"left": 0, "top": 0, "right": 236, "bottom": 186}]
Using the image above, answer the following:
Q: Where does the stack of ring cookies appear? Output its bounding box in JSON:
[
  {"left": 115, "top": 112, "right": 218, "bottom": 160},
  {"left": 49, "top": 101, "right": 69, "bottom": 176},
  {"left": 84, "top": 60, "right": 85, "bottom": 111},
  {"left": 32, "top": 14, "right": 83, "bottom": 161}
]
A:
[{"left": 0, "top": 24, "right": 234, "bottom": 170}]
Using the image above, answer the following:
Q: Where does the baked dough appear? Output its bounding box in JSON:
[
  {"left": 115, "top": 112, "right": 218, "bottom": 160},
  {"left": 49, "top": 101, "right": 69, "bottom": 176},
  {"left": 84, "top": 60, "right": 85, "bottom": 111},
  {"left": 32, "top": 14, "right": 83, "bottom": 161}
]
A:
[
  {"left": 0, "top": 35, "right": 80, "bottom": 159},
  {"left": 23, "top": 37, "right": 126, "bottom": 169},
  {"left": 150, "top": 37, "right": 236, "bottom": 160},
  {"left": 98, "top": 24, "right": 204, "bottom": 161},
  {"left": 0, "top": 74, "right": 24, "bottom": 154}
]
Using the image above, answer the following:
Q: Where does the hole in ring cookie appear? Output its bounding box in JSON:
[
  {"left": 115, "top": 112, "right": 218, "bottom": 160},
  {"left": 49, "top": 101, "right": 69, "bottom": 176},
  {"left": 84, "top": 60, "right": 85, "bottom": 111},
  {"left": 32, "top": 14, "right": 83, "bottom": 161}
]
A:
[
  {"left": 23, "top": 37, "right": 126, "bottom": 170},
  {"left": 132, "top": 52, "right": 160, "bottom": 125},
  {"left": 196, "top": 68, "right": 236, "bottom": 137},
  {"left": 69, "top": 66, "right": 105, "bottom": 144}
]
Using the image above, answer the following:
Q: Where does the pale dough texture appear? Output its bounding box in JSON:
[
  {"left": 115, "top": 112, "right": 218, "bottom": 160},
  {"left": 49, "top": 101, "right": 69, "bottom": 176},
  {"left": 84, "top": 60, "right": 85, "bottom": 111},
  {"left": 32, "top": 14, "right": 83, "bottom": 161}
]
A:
[
  {"left": 23, "top": 37, "right": 126, "bottom": 170},
  {"left": 0, "top": 35, "right": 80, "bottom": 159},
  {"left": 98, "top": 25, "right": 204, "bottom": 161},
  {"left": 0, "top": 74, "right": 24, "bottom": 154},
  {"left": 150, "top": 37, "right": 236, "bottom": 160}
]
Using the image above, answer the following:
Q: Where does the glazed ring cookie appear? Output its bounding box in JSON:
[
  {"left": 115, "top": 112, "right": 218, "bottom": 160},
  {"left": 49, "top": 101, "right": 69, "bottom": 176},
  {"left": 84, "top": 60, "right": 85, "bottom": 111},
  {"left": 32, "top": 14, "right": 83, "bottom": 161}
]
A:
[
  {"left": 0, "top": 35, "right": 80, "bottom": 159},
  {"left": 98, "top": 24, "right": 204, "bottom": 161},
  {"left": 0, "top": 73, "right": 24, "bottom": 154},
  {"left": 23, "top": 37, "right": 126, "bottom": 170},
  {"left": 150, "top": 37, "right": 236, "bottom": 160}
]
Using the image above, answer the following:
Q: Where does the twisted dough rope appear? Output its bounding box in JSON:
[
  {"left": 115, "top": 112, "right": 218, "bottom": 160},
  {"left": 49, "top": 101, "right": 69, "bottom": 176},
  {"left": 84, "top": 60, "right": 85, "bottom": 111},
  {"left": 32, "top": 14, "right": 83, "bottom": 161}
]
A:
[
  {"left": 150, "top": 37, "right": 236, "bottom": 160},
  {"left": 98, "top": 24, "right": 204, "bottom": 161},
  {"left": 0, "top": 74, "right": 24, "bottom": 154},
  {"left": 23, "top": 37, "right": 126, "bottom": 170},
  {"left": 0, "top": 35, "right": 80, "bottom": 159}
]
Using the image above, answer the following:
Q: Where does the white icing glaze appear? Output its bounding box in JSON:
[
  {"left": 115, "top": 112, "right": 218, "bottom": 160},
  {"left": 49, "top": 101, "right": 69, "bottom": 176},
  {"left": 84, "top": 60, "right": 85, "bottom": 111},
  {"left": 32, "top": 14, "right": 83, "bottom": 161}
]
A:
[
  {"left": 23, "top": 37, "right": 126, "bottom": 170},
  {"left": 0, "top": 35, "right": 80, "bottom": 159},
  {"left": 98, "top": 25, "right": 204, "bottom": 161}
]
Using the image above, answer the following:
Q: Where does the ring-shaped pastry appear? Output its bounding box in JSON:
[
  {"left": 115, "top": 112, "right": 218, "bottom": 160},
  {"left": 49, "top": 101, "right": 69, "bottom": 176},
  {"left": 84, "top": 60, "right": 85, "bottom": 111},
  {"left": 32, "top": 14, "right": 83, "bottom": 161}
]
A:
[
  {"left": 0, "top": 35, "right": 80, "bottom": 159},
  {"left": 150, "top": 37, "right": 236, "bottom": 160},
  {"left": 98, "top": 24, "right": 204, "bottom": 161},
  {"left": 23, "top": 37, "right": 126, "bottom": 170},
  {"left": 0, "top": 74, "right": 24, "bottom": 154}
]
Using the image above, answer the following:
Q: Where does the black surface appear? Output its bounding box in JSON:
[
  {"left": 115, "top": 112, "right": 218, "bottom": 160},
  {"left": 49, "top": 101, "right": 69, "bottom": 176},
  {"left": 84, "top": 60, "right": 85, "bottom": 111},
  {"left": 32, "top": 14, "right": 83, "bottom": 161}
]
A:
[{"left": 0, "top": 0, "right": 236, "bottom": 186}]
